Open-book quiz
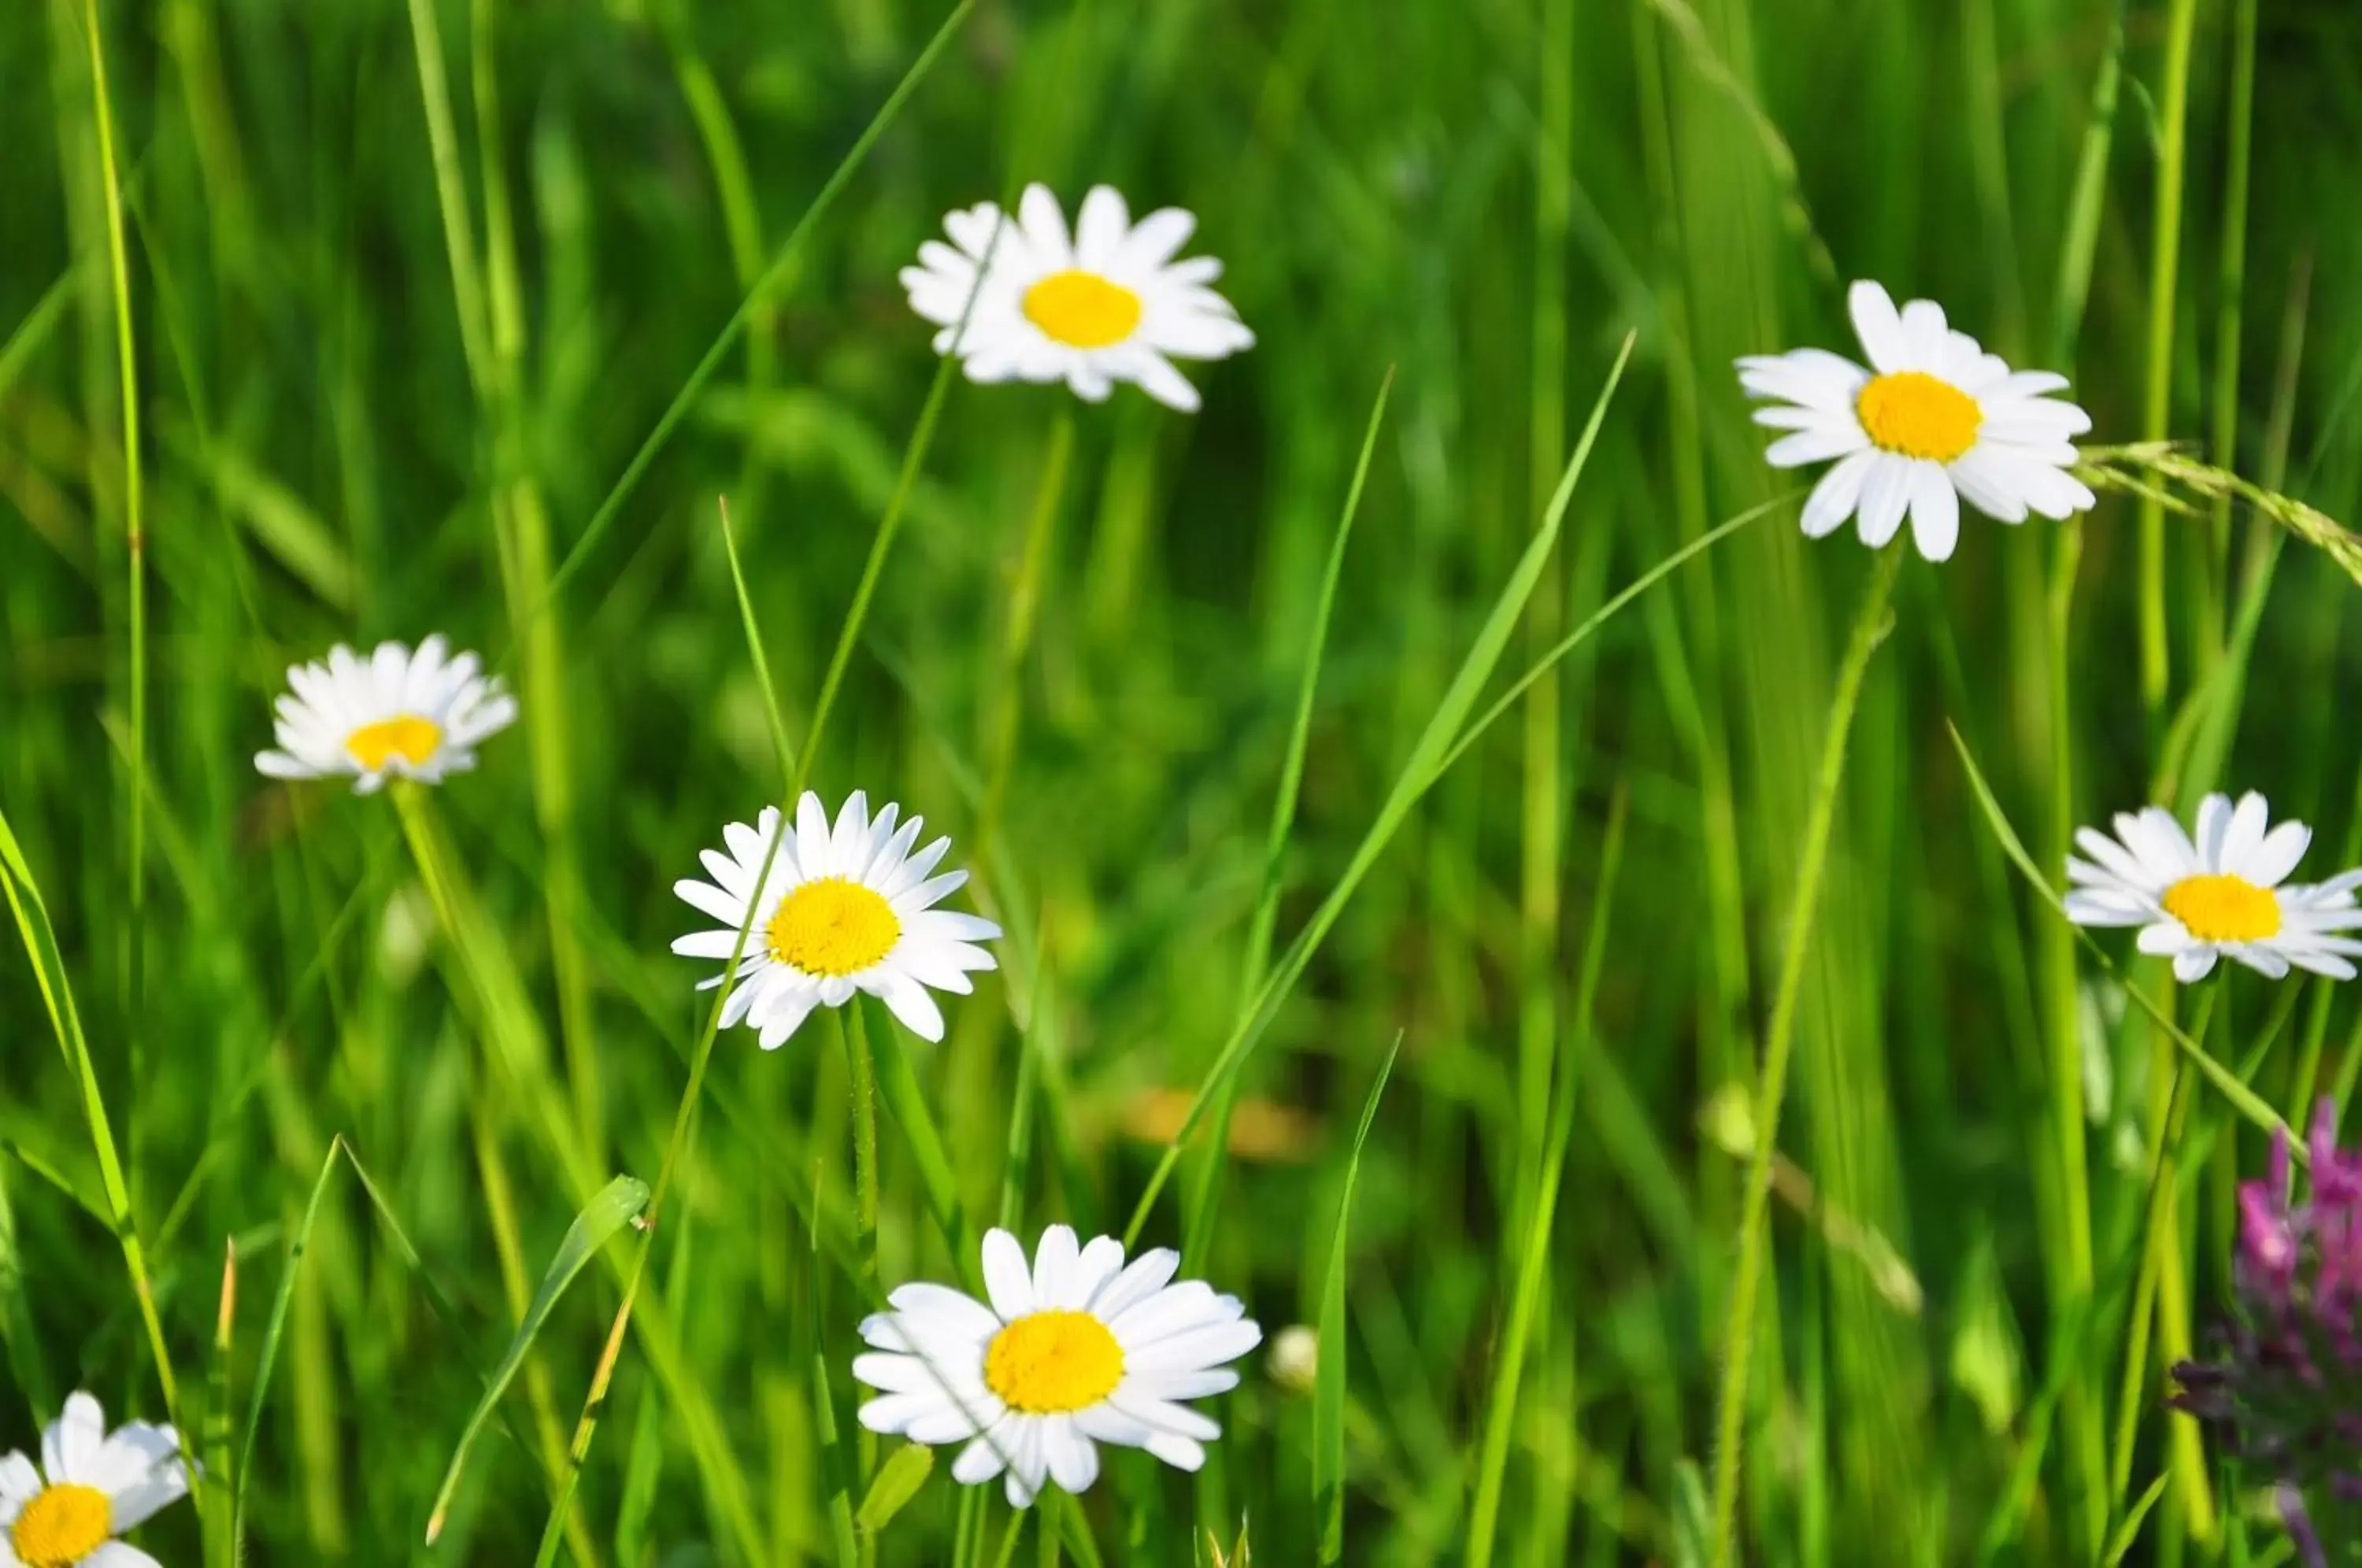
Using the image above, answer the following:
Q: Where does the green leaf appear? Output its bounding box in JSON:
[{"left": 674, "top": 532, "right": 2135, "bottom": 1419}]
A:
[
  {"left": 856, "top": 1442, "right": 936, "bottom": 1534},
  {"left": 1315, "top": 1036, "right": 1399, "bottom": 1561},
  {"left": 426, "top": 1174, "right": 652, "bottom": 1544}
]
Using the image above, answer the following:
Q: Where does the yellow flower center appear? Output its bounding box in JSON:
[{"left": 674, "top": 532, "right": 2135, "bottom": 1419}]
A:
[
  {"left": 345, "top": 715, "right": 444, "bottom": 771},
  {"left": 766, "top": 878, "right": 901, "bottom": 977},
  {"left": 1855, "top": 372, "right": 1983, "bottom": 462},
  {"left": 984, "top": 1309, "right": 1126, "bottom": 1414},
  {"left": 1022, "top": 270, "right": 1142, "bottom": 349},
  {"left": 11, "top": 1483, "right": 113, "bottom": 1567},
  {"left": 2162, "top": 873, "right": 2282, "bottom": 944}
]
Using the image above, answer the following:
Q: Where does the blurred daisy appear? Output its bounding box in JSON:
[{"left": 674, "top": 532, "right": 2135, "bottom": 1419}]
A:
[
  {"left": 901, "top": 184, "right": 1253, "bottom": 412},
  {"left": 1737, "top": 280, "right": 2097, "bottom": 562},
  {"left": 2, "top": 1391, "right": 188, "bottom": 1568},
  {"left": 853, "top": 1225, "right": 1261, "bottom": 1507},
  {"left": 254, "top": 635, "right": 516, "bottom": 793},
  {"left": 2065, "top": 791, "right": 2362, "bottom": 982},
  {"left": 672, "top": 790, "right": 999, "bottom": 1047}
]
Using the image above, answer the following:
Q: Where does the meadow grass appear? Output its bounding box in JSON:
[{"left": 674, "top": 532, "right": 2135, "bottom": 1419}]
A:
[{"left": 6, "top": 0, "right": 2362, "bottom": 1562}]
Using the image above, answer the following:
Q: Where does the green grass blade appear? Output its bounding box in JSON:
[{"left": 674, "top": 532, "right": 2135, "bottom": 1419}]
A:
[
  {"left": 2102, "top": 1473, "right": 2172, "bottom": 1566},
  {"left": 1315, "top": 1034, "right": 1401, "bottom": 1561},
  {"left": 531, "top": 0, "right": 976, "bottom": 621},
  {"left": 1469, "top": 783, "right": 1629, "bottom": 1563},
  {"left": 1186, "top": 367, "right": 1394, "bottom": 1268},
  {"left": 1707, "top": 544, "right": 1904, "bottom": 1566},
  {"left": 233, "top": 1137, "right": 343, "bottom": 1545},
  {"left": 426, "top": 1174, "right": 654, "bottom": 1544},
  {"left": 1124, "top": 332, "right": 1636, "bottom": 1247},
  {"left": 0, "top": 799, "right": 183, "bottom": 1433}
]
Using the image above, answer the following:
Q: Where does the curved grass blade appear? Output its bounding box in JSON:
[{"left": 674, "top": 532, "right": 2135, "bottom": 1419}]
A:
[
  {"left": 0, "top": 801, "right": 183, "bottom": 1435},
  {"left": 426, "top": 1174, "right": 653, "bottom": 1544},
  {"left": 1124, "top": 332, "right": 1638, "bottom": 1248},
  {"left": 1316, "top": 1035, "right": 1400, "bottom": 1562},
  {"left": 528, "top": 0, "right": 976, "bottom": 624},
  {"left": 1468, "top": 785, "right": 1628, "bottom": 1562},
  {"left": 1187, "top": 368, "right": 1394, "bottom": 1270}
]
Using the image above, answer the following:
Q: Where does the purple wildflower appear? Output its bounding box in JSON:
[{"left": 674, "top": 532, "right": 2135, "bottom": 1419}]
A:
[{"left": 2172, "top": 1099, "right": 2362, "bottom": 1565}]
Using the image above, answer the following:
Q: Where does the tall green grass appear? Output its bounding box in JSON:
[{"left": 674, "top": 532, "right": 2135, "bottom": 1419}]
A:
[{"left": 5, "top": 0, "right": 2362, "bottom": 1562}]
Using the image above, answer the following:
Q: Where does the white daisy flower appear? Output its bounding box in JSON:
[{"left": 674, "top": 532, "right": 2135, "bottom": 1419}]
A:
[
  {"left": 1, "top": 1391, "right": 188, "bottom": 1568},
  {"left": 2064, "top": 791, "right": 2362, "bottom": 982},
  {"left": 254, "top": 634, "right": 516, "bottom": 793},
  {"left": 852, "top": 1225, "right": 1262, "bottom": 1507},
  {"left": 1736, "top": 280, "right": 2097, "bottom": 562},
  {"left": 901, "top": 183, "right": 1253, "bottom": 412},
  {"left": 672, "top": 790, "right": 1001, "bottom": 1047}
]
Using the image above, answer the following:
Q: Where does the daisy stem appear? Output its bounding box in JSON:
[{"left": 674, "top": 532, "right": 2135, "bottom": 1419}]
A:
[
  {"left": 846, "top": 1005, "right": 882, "bottom": 1287},
  {"left": 2134, "top": 0, "right": 2201, "bottom": 723},
  {"left": 1705, "top": 542, "right": 1902, "bottom": 1568},
  {"left": 535, "top": 285, "right": 965, "bottom": 1566},
  {"left": 2107, "top": 1019, "right": 2201, "bottom": 1507},
  {"left": 989, "top": 1507, "right": 1026, "bottom": 1568}
]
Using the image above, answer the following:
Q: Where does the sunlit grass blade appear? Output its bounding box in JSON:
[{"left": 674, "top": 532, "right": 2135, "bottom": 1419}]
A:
[
  {"left": 1125, "top": 333, "right": 1637, "bottom": 1246},
  {"left": 2104, "top": 1473, "right": 2173, "bottom": 1566},
  {"left": 1470, "top": 784, "right": 1628, "bottom": 1562},
  {"left": 1315, "top": 1034, "right": 1401, "bottom": 1562},
  {"left": 531, "top": 0, "right": 976, "bottom": 620},
  {"left": 427, "top": 1173, "right": 653, "bottom": 1544},
  {"left": 1707, "top": 543, "right": 1904, "bottom": 1566},
  {"left": 1187, "top": 368, "right": 1395, "bottom": 1269},
  {"left": 0, "top": 799, "right": 183, "bottom": 1440}
]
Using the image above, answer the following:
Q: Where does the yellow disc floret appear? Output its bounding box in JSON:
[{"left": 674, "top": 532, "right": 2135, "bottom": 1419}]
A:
[
  {"left": 344, "top": 715, "right": 444, "bottom": 772},
  {"left": 985, "top": 1310, "right": 1126, "bottom": 1414},
  {"left": 2162, "top": 873, "right": 2282, "bottom": 944},
  {"left": 1023, "top": 270, "right": 1144, "bottom": 349},
  {"left": 12, "top": 1483, "right": 113, "bottom": 1568},
  {"left": 1856, "top": 372, "right": 1983, "bottom": 463},
  {"left": 767, "top": 878, "right": 902, "bottom": 977}
]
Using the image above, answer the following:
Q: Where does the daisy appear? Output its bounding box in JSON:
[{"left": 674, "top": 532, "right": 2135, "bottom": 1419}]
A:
[
  {"left": 2, "top": 1392, "right": 188, "bottom": 1568},
  {"left": 672, "top": 790, "right": 1000, "bottom": 1047},
  {"left": 852, "top": 1225, "right": 1262, "bottom": 1507},
  {"left": 2065, "top": 791, "right": 2362, "bottom": 982},
  {"left": 901, "top": 183, "right": 1253, "bottom": 412},
  {"left": 254, "top": 634, "right": 516, "bottom": 793},
  {"left": 1737, "top": 280, "right": 2097, "bottom": 562}
]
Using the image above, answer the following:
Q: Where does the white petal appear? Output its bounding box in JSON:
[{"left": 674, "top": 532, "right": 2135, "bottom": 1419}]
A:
[
  {"left": 1800, "top": 449, "right": 1878, "bottom": 538},
  {"left": 82, "top": 1547, "right": 163, "bottom": 1568},
  {"left": 2174, "top": 947, "right": 2220, "bottom": 983},
  {"left": 1906, "top": 460, "right": 1960, "bottom": 563},
  {"left": 877, "top": 975, "right": 947, "bottom": 1042},
  {"left": 1764, "top": 425, "right": 1869, "bottom": 469},
  {"left": 1855, "top": 457, "right": 1912, "bottom": 549},
  {"left": 2239, "top": 819, "right": 2310, "bottom": 889},
  {"left": 982, "top": 1230, "right": 1036, "bottom": 1320},
  {"left": 1042, "top": 1417, "right": 1100, "bottom": 1495},
  {"left": 1031, "top": 1226, "right": 1081, "bottom": 1305},
  {"left": 1090, "top": 1249, "right": 1180, "bottom": 1317},
  {"left": 1848, "top": 282, "right": 1910, "bottom": 374},
  {"left": 2220, "top": 793, "right": 2271, "bottom": 875},
  {"left": 1897, "top": 298, "right": 1950, "bottom": 369},
  {"left": 1073, "top": 187, "right": 1130, "bottom": 271},
  {"left": 1946, "top": 447, "right": 2031, "bottom": 523},
  {"left": 952, "top": 1432, "right": 1009, "bottom": 1485},
  {"left": 44, "top": 1393, "right": 106, "bottom": 1485},
  {"left": 1018, "top": 184, "right": 1074, "bottom": 266}
]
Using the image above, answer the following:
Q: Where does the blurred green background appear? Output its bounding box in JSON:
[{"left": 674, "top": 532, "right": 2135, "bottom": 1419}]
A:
[{"left": 5, "top": 0, "right": 2362, "bottom": 1562}]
